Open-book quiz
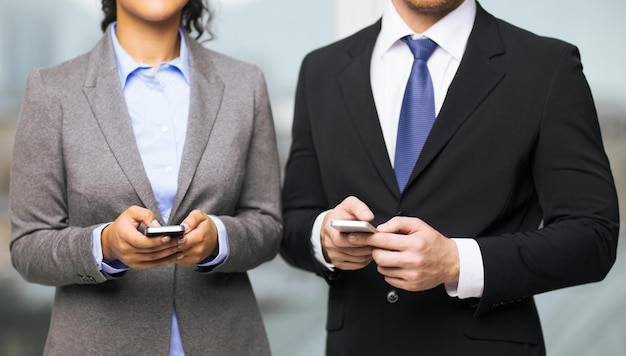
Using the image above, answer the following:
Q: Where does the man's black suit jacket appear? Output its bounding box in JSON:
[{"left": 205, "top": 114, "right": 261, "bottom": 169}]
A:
[{"left": 281, "top": 4, "right": 619, "bottom": 355}]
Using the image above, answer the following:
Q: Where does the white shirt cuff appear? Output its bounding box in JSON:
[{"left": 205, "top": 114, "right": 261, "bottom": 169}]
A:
[
  {"left": 444, "top": 238, "right": 484, "bottom": 299},
  {"left": 311, "top": 210, "right": 335, "bottom": 271}
]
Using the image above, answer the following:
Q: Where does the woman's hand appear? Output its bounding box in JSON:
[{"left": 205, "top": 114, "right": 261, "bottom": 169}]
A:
[{"left": 174, "top": 209, "right": 219, "bottom": 266}]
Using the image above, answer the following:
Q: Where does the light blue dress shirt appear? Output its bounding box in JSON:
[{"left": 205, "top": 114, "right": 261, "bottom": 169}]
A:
[{"left": 90, "top": 24, "right": 229, "bottom": 356}]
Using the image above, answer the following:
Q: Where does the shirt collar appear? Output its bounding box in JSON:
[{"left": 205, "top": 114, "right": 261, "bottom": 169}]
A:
[
  {"left": 110, "top": 22, "right": 191, "bottom": 88},
  {"left": 377, "top": 0, "right": 476, "bottom": 61}
]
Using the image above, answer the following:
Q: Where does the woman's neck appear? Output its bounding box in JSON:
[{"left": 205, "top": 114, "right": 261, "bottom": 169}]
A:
[{"left": 115, "top": 15, "right": 181, "bottom": 66}]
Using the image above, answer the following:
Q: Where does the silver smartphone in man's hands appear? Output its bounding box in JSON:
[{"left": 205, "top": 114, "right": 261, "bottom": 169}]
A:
[{"left": 330, "top": 220, "right": 377, "bottom": 233}]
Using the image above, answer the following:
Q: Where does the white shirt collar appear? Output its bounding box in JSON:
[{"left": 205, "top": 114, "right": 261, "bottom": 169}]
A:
[{"left": 376, "top": 0, "right": 477, "bottom": 61}]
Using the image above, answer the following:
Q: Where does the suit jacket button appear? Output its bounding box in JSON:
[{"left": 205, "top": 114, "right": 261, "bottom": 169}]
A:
[{"left": 387, "top": 290, "right": 399, "bottom": 304}]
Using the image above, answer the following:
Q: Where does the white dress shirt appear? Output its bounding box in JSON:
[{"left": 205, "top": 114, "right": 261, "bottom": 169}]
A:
[{"left": 312, "top": 0, "right": 484, "bottom": 299}]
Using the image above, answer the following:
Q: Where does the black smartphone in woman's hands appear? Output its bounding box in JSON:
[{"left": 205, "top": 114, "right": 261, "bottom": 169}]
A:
[{"left": 145, "top": 225, "right": 185, "bottom": 238}]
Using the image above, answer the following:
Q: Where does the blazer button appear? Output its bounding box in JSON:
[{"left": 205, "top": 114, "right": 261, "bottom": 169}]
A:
[{"left": 387, "top": 290, "right": 399, "bottom": 304}]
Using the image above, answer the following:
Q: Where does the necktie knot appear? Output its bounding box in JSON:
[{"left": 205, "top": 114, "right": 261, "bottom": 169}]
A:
[{"left": 402, "top": 36, "right": 437, "bottom": 61}]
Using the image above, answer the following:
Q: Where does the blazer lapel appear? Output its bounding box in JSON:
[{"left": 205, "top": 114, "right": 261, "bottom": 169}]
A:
[
  {"left": 169, "top": 37, "right": 224, "bottom": 220},
  {"left": 338, "top": 21, "right": 401, "bottom": 198},
  {"left": 406, "top": 5, "right": 506, "bottom": 190},
  {"left": 82, "top": 27, "right": 162, "bottom": 219}
]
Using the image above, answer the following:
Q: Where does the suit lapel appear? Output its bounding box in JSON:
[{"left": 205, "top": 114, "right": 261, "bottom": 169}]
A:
[
  {"left": 338, "top": 21, "right": 401, "bottom": 198},
  {"left": 406, "top": 5, "right": 506, "bottom": 190},
  {"left": 82, "top": 27, "right": 162, "bottom": 219},
  {"left": 169, "top": 37, "right": 224, "bottom": 220}
]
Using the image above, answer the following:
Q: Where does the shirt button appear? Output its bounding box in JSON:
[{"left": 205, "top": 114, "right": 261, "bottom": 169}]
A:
[
  {"left": 166, "top": 166, "right": 174, "bottom": 172},
  {"left": 387, "top": 290, "right": 399, "bottom": 304},
  {"left": 161, "top": 126, "right": 168, "bottom": 132}
]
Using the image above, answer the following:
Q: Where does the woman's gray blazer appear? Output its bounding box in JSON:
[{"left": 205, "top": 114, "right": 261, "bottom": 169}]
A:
[{"left": 10, "top": 26, "right": 282, "bottom": 355}]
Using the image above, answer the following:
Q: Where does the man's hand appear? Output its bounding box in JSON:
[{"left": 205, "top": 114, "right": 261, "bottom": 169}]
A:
[
  {"left": 102, "top": 206, "right": 182, "bottom": 269},
  {"left": 321, "top": 196, "right": 375, "bottom": 270},
  {"left": 174, "top": 210, "right": 219, "bottom": 266},
  {"left": 349, "top": 216, "right": 460, "bottom": 292}
]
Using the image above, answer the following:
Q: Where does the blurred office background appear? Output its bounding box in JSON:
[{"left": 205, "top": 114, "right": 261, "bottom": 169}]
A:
[{"left": 1, "top": 0, "right": 625, "bottom": 355}]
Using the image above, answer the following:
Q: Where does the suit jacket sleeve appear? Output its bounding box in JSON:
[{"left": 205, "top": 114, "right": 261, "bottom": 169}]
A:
[
  {"left": 10, "top": 68, "right": 108, "bottom": 286},
  {"left": 280, "top": 55, "right": 332, "bottom": 275},
  {"left": 475, "top": 44, "right": 619, "bottom": 313},
  {"left": 210, "top": 66, "right": 283, "bottom": 273}
]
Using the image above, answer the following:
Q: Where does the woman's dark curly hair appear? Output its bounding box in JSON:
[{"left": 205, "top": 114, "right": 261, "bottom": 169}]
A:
[{"left": 100, "top": 0, "right": 213, "bottom": 40}]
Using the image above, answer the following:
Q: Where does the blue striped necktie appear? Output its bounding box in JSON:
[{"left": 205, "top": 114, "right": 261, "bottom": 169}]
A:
[{"left": 394, "top": 36, "right": 438, "bottom": 192}]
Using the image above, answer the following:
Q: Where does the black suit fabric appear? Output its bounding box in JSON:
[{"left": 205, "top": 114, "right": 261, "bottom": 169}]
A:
[{"left": 281, "top": 4, "right": 619, "bottom": 356}]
